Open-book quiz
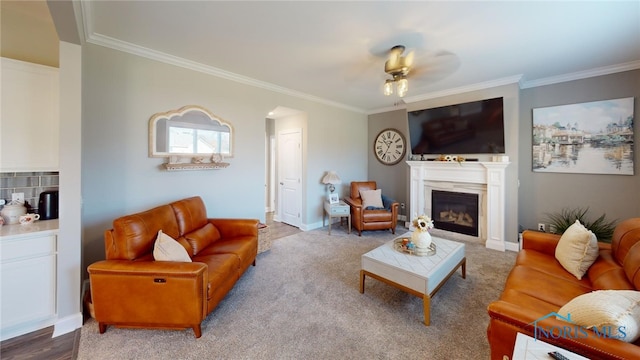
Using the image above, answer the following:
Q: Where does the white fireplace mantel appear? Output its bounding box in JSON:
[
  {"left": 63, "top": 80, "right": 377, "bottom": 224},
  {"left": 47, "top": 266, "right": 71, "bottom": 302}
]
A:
[{"left": 408, "top": 160, "right": 510, "bottom": 251}]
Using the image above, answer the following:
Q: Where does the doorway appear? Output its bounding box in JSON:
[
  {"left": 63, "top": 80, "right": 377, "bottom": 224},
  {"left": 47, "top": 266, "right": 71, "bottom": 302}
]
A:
[
  {"left": 266, "top": 107, "right": 305, "bottom": 229},
  {"left": 277, "top": 128, "right": 302, "bottom": 227}
]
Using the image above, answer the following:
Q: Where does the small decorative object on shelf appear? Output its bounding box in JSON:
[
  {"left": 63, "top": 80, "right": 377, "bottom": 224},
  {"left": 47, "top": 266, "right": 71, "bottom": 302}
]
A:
[
  {"left": 411, "top": 214, "right": 435, "bottom": 249},
  {"left": 163, "top": 154, "right": 230, "bottom": 171},
  {"left": 437, "top": 154, "right": 466, "bottom": 163}
]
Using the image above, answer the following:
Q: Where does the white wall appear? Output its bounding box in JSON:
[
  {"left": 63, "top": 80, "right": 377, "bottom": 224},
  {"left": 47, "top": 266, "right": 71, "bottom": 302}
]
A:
[
  {"left": 81, "top": 43, "right": 367, "bottom": 268},
  {"left": 55, "top": 41, "right": 83, "bottom": 335}
]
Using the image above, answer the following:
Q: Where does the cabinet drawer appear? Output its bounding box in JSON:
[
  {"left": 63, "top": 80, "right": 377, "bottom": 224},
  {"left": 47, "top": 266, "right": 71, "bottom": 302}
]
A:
[
  {"left": 1, "top": 234, "right": 56, "bottom": 262},
  {"left": 330, "top": 206, "right": 349, "bottom": 215}
]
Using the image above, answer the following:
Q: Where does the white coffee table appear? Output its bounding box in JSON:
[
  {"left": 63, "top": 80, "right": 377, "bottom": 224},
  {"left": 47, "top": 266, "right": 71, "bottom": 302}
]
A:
[{"left": 360, "top": 233, "right": 466, "bottom": 325}]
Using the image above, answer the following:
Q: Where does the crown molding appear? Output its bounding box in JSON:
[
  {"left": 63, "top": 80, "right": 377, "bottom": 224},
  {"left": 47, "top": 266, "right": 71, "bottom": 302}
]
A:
[
  {"left": 368, "top": 75, "right": 524, "bottom": 114},
  {"left": 520, "top": 60, "right": 640, "bottom": 89},
  {"left": 86, "top": 32, "right": 366, "bottom": 114},
  {"left": 402, "top": 75, "right": 524, "bottom": 105},
  {"left": 80, "top": 1, "right": 364, "bottom": 114}
]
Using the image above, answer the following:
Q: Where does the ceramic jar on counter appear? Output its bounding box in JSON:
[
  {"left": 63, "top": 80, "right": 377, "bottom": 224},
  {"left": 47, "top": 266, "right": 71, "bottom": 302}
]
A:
[{"left": 0, "top": 201, "right": 27, "bottom": 225}]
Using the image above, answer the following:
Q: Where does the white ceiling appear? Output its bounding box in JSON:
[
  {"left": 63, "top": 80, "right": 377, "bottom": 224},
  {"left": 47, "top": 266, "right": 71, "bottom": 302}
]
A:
[{"left": 80, "top": 1, "right": 640, "bottom": 114}]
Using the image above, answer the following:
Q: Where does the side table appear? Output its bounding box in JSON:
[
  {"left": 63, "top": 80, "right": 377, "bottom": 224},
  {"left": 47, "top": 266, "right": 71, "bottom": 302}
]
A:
[{"left": 323, "top": 200, "right": 351, "bottom": 235}]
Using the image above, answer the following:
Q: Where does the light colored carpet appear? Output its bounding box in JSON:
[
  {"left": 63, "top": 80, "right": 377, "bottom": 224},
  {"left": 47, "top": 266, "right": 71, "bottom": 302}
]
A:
[{"left": 77, "top": 228, "right": 516, "bottom": 359}]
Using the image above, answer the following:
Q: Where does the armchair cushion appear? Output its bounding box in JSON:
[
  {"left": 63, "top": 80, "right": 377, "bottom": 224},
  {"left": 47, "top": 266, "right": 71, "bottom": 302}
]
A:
[
  {"left": 555, "top": 220, "right": 599, "bottom": 280},
  {"left": 360, "top": 189, "right": 383, "bottom": 209},
  {"left": 153, "top": 230, "right": 192, "bottom": 262},
  {"left": 381, "top": 195, "right": 394, "bottom": 210},
  {"left": 557, "top": 290, "right": 640, "bottom": 343}
]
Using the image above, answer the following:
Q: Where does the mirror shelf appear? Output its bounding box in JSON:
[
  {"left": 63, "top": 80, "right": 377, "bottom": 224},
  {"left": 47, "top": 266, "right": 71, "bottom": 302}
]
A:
[
  {"left": 149, "top": 105, "right": 233, "bottom": 170},
  {"left": 163, "top": 155, "right": 230, "bottom": 171}
]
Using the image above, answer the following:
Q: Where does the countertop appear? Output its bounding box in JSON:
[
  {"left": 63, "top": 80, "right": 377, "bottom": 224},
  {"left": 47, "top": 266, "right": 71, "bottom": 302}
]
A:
[{"left": 0, "top": 219, "right": 59, "bottom": 238}]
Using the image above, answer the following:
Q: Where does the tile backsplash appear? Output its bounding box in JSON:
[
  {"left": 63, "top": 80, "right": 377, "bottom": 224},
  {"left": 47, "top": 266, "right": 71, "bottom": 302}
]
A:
[{"left": 0, "top": 172, "right": 59, "bottom": 213}]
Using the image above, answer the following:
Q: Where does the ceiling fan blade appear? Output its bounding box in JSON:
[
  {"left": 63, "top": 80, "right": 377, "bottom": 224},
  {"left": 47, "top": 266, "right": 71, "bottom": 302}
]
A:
[
  {"left": 368, "top": 32, "right": 425, "bottom": 57},
  {"left": 386, "top": 52, "right": 400, "bottom": 70},
  {"left": 409, "top": 51, "right": 461, "bottom": 82},
  {"left": 404, "top": 50, "right": 415, "bottom": 68}
]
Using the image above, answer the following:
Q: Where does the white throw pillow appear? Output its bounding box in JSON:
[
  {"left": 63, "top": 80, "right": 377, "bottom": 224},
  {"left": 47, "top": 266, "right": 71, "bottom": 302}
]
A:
[
  {"left": 360, "top": 189, "right": 384, "bottom": 209},
  {"left": 557, "top": 290, "right": 640, "bottom": 343},
  {"left": 555, "top": 219, "right": 599, "bottom": 280},
  {"left": 153, "top": 230, "right": 192, "bottom": 262}
]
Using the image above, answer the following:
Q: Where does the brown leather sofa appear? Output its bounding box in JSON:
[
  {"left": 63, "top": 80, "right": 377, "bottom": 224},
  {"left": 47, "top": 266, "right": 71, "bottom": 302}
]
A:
[
  {"left": 344, "top": 181, "right": 398, "bottom": 236},
  {"left": 88, "top": 196, "right": 258, "bottom": 338},
  {"left": 487, "top": 218, "right": 640, "bottom": 359}
]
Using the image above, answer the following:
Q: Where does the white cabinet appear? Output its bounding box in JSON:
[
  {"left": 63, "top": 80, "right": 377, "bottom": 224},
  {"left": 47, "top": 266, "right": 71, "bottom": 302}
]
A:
[
  {"left": 0, "top": 230, "right": 57, "bottom": 341},
  {"left": 1, "top": 57, "right": 59, "bottom": 172}
]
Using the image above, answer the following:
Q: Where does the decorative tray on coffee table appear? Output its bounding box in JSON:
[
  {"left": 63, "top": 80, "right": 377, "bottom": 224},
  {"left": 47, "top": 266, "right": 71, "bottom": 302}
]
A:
[{"left": 393, "top": 237, "right": 436, "bottom": 257}]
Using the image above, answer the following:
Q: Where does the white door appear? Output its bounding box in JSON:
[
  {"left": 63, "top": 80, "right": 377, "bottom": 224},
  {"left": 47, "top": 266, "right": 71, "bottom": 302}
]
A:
[{"left": 278, "top": 128, "right": 302, "bottom": 227}]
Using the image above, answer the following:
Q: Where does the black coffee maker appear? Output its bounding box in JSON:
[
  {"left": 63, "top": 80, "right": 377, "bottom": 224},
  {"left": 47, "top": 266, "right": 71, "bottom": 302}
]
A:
[{"left": 38, "top": 190, "right": 59, "bottom": 220}]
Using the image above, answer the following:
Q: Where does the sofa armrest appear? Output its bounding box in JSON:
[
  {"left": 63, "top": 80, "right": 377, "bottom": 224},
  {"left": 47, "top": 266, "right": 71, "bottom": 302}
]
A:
[
  {"left": 209, "top": 218, "right": 259, "bottom": 238},
  {"left": 88, "top": 260, "right": 208, "bottom": 335},
  {"left": 88, "top": 259, "right": 207, "bottom": 276},
  {"left": 521, "top": 230, "right": 561, "bottom": 255}
]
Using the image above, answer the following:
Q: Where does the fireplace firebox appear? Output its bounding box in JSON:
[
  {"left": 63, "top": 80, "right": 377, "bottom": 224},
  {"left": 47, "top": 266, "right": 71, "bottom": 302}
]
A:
[{"left": 431, "top": 190, "right": 479, "bottom": 237}]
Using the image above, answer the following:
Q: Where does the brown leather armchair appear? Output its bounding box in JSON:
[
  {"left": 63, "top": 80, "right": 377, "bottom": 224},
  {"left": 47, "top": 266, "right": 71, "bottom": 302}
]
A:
[{"left": 344, "top": 181, "right": 399, "bottom": 236}]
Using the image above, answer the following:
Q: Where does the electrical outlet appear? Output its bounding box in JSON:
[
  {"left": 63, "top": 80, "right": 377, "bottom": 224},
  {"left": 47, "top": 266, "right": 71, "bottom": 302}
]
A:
[
  {"left": 538, "top": 223, "right": 546, "bottom": 232},
  {"left": 12, "top": 192, "right": 24, "bottom": 203}
]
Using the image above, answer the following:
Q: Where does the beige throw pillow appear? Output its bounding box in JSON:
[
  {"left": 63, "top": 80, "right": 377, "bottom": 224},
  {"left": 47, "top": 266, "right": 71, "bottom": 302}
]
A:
[
  {"left": 153, "top": 230, "right": 192, "bottom": 262},
  {"left": 555, "top": 219, "right": 599, "bottom": 280},
  {"left": 360, "top": 189, "right": 383, "bottom": 209},
  {"left": 557, "top": 290, "right": 640, "bottom": 343}
]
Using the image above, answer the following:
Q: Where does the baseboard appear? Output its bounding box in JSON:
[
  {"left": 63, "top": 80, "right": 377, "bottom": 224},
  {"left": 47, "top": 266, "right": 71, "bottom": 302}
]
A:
[
  {"left": 53, "top": 312, "right": 83, "bottom": 338},
  {"left": 0, "top": 317, "right": 56, "bottom": 341},
  {"left": 505, "top": 240, "right": 520, "bottom": 252},
  {"left": 485, "top": 239, "right": 506, "bottom": 252}
]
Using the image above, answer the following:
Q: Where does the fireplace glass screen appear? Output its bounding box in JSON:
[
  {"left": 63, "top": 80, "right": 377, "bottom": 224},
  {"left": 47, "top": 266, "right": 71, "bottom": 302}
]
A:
[{"left": 431, "top": 190, "right": 479, "bottom": 237}]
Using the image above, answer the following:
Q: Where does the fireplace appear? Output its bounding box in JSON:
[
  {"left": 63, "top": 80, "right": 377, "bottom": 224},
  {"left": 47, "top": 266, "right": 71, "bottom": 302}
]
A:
[
  {"left": 408, "top": 161, "right": 510, "bottom": 251},
  {"left": 431, "top": 190, "right": 479, "bottom": 237}
]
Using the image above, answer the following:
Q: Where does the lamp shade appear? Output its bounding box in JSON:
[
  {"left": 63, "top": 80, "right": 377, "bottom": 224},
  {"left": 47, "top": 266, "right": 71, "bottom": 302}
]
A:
[{"left": 321, "top": 171, "right": 341, "bottom": 185}]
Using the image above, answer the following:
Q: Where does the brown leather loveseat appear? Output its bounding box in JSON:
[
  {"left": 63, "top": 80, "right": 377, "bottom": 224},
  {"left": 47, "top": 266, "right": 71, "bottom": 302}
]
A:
[
  {"left": 88, "top": 196, "right": 258, "bottom": 338},
  {"left": 487, "top": 218, "right": 640, "bottom": 359}
]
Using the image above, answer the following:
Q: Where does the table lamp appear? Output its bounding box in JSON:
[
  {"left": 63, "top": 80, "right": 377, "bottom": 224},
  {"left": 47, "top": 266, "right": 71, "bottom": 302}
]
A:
[{"left": 321, "top": 171, "right": 341, "bottom": 202}]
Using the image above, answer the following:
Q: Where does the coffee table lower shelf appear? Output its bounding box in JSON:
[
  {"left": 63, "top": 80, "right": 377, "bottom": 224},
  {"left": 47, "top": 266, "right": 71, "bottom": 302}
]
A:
[{"left": 359, "top": 258, "right": 466, "bottom": 326}]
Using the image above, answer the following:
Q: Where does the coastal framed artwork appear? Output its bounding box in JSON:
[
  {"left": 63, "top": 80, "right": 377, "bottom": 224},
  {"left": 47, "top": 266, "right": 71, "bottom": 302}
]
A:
[{"left": 532, "top": 97, "right": 634, "bottom": 175}]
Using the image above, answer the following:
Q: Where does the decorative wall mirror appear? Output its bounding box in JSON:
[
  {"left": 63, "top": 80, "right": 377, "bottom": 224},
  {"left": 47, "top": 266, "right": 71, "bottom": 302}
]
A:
[{"left": 149, "top": 105, "right": 233, "bottom": 170}]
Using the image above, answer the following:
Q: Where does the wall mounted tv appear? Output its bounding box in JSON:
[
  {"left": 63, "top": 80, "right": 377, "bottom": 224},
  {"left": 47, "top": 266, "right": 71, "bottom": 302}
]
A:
[{"left": 407, "top": 97, "right": 505, "bottom": 155}]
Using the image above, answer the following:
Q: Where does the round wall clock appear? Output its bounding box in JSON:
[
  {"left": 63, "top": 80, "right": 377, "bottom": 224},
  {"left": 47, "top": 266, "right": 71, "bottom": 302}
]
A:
[{"left": 374, "top": 128, "right": 407, "bottom": 166}]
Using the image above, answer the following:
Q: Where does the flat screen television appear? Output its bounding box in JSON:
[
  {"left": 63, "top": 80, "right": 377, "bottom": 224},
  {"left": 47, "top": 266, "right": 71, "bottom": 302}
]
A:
[{"left": 407, "top": 97, "right": 505, "bottom": 155}]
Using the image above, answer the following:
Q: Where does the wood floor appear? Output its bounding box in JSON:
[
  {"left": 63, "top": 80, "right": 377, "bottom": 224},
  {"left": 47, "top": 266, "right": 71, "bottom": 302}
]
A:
[{"left": 0, "top": 215, "right": 300, "bottom": 359}]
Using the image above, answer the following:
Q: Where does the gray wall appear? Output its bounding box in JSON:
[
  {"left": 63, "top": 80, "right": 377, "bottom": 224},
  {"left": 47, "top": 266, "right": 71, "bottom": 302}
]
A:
[
  {"left": 367, "top": 109, "right": 410, "bottom": 219},
  {"left": 369, "top": 84, "right": 520, "bottom": 244},
  {"left": 368, "top": 70, "right": 640, "bottom": 247},
  {"left": 81, "top": 43, "right": 367, "bottom": 269},
  {"left": 519, "top": 70, "right": 640, "bottom": 230}
]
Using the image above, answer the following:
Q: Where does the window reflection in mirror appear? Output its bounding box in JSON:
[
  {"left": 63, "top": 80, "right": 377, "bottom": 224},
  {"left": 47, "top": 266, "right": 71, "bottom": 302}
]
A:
[{"left": 149, "top": 106, "right": 233, "bottom": 157}]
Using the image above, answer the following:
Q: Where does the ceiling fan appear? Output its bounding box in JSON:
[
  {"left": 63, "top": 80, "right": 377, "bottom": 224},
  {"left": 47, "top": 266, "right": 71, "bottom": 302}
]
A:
[
  {"left": 379, "top": 41, "right": 460, "bottom": 98},
  {"left": 383, "top": 45, "right": 414, "bottom": 98}
]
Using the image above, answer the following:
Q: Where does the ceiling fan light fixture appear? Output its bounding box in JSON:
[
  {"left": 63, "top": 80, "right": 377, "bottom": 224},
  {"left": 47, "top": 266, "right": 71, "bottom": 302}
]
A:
[
  {"left": 397, "top": 77, "right": 408, "bottom": 97},
  {"left": 383, "top": 80, "right": 394, "bottom": 96},
  {"left": 382, "top": 45, "right": 413, "bottom": 98}
]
